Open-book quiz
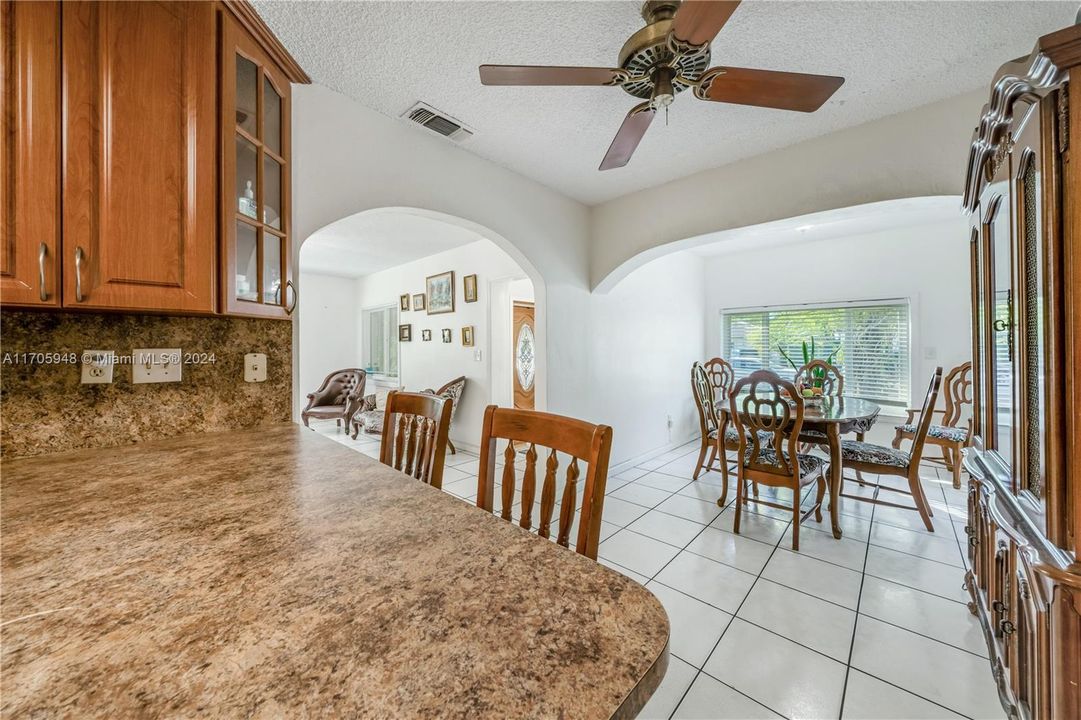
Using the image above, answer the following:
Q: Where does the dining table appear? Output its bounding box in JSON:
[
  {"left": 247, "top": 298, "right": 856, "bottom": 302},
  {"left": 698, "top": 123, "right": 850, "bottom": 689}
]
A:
[
  {"left": 0, "top": 425, "right": 669, "bottom": 719},
  {"left": 718, "top": 394, "right": 881, "bottom": 539}
]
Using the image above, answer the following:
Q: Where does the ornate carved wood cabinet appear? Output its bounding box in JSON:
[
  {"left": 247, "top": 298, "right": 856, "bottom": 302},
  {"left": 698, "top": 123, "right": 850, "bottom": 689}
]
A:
[{"left": 962, "top": 21, "right": 1081, "bottom": 720}]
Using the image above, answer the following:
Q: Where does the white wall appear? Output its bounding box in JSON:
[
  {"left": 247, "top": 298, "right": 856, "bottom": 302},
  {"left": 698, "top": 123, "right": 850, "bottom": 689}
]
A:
[
  {"left": 591, "top": 90, "right": 986, "bottom": 290},
  {"left": 290, "top": 83, "right": 592, "bottom": 422},
  {"left": 590, "top": 253, "right": 707, "bottom": 465},
  {"left": 353, "top": 240, "right": 531, "bottom": 450},
  {"left": 490, "top": 278, "right": 535, "bottom": 410},
  {"left": 298, "top": 272, "right": 361, "bottom": 401},
  {"left": 703, "top": 217, "right": 972, "bottom": 410}
]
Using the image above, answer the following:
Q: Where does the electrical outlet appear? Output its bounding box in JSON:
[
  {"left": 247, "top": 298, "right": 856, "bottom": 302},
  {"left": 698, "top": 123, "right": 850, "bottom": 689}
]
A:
[
  {"left": 132, "top": 348, "right": 182, "bottom": 384},
  {"left": 81, "top": 350, "right": 115, "bottom": 384},
  {"left": 244, "top": 353, "right": 267, "bottom": 382},
  {"left": 473, "top": 349, "right": 483, "bottom": 362}
]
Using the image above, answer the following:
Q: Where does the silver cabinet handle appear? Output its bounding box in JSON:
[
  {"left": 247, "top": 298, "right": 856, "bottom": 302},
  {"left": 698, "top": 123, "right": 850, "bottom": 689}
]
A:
[
  {"left": 38, "top": 243, "right": 48, "bottom": 301},
  {"left": 74, "top": 246, "right": 85, "bottom": 302},
  {"left": 285, "top": 279, "right": 297, "bottom": 315}
]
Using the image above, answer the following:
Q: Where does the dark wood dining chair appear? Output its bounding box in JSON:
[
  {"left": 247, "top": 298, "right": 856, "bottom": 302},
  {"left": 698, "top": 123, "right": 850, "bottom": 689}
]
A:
[
  {"left": 838, "top": 368, "right": 943, "bottom": 531},
  {"left": 792, "top": 359, "right": 869, "bottom": 484},
  {"left": 793, "top": 359, "right": 844, "bottom": 396},
  {"left": 703, "top": 357, "right": 736, "bottom": 402},
  {"left": 379, "top": 390, "right": 453, "bottom": 490},
  {"left": 729, "top": 370, "right": 827, "bottom": 551},
  {"left": 476, "top": 406, "right": 613, "bottom": 560},
  {"left": 891, "top": 361, "right": 972, "bottom": 488},
  {"left": 691, "top": 362, "right": 723, "bottom": 481}
]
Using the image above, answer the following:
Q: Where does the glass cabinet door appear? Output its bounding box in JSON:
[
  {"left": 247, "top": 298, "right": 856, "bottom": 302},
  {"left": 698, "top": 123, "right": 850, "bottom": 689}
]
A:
[
  {"left": 985, "top": 187, "right": 1015, "bottom": 468},
  {"left": 223, "top": 20, "right": 291, "bottom": 319}
]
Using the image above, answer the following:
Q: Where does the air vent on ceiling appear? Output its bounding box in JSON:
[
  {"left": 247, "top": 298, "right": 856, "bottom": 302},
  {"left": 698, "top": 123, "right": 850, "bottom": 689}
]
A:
[{"left": 401, "top": 102, "right": 474, "bottom": 143}]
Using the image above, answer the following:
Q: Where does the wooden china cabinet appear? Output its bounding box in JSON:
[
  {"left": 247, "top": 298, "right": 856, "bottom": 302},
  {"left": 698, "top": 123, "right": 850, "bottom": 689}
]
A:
[
  {"left": 0, "top": 0, "right": 307, "bottom": 317},
  {"left": 962, "top": 21, "right": 1081, "bottom": 720}
]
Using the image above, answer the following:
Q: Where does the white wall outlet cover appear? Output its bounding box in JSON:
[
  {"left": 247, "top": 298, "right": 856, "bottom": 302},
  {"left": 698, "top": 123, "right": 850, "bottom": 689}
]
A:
[
  {"left": 132, "top": 348, "right": 182, "bottom": 384},
  {"left": 81, "top": 350, "right": 116, "bottom": 384},
  {"left": 245, "top": 353, "right": 267, "bottom": 382},
  {"left": 473, "top": 349, "right": 483, "bottom": 362}
]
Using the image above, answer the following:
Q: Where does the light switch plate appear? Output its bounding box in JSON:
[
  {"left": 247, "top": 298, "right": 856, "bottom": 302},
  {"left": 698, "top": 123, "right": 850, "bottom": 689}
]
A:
[
  {"left": 81, "top": 350, "right": 116, "bottom": 384},
  {"left": 245, "top": 353, "right": 267, "bottom": 382},
  {"left": 473, "top": 349, "right": 483, "bottom": 362},
  {"left": 132, "top": 348, "right": 182, "bottom": 384}
]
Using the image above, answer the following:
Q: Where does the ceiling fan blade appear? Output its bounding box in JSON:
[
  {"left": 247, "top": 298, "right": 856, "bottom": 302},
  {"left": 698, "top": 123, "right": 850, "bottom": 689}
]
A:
[
  {"left": 671, "top": 1, "right": 741, "bottom": 46},
  {"left": 700, "top": 67, "right": 844, "bottom": 112},
  {"left": 599, "top": 103, "right": 655, "bottom": 171},
  {"left": 479, "top": 65, "right": 624, "bottom": 86}
]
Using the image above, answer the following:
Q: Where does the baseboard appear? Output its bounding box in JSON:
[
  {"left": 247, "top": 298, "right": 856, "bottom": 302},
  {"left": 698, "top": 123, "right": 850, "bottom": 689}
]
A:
[{"left": 608, "top": 432, "right": 697, "bottom": 476}]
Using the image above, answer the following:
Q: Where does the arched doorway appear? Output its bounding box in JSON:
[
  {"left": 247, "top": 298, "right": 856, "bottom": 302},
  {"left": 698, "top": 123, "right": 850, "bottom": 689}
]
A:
[{"left": 293, "top": 207, "right": 546, "bottom": 453}]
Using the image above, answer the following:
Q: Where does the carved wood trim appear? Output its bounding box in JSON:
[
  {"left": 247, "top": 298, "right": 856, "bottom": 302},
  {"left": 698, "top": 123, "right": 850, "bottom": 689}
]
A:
[
  {"left": 220, "top": 0, "right": 310, "bottom": 84},
  {"left": 962, "top": 26, "right": 1081, "bottom": 211}
]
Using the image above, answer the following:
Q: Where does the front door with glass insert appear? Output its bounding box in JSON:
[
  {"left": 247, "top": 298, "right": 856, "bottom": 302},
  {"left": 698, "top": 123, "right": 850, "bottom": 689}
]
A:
[{"left": 512, "top": 301, "right": 535, "bottom": 410}]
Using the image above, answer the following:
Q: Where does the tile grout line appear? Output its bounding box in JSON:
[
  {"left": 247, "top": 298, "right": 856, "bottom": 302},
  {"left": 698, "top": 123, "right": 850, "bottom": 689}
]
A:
[
  {"left": 836, "top": 471, "right": 881, "bottom": 718},
  {"left": 664, "top": 453, "right": 794, "bottom": 720}
]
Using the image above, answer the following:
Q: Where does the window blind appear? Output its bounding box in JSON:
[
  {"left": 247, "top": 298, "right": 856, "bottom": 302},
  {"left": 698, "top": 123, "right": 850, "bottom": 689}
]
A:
[{"left": 722, "top": 300, "right": 911, "bottom": 405}]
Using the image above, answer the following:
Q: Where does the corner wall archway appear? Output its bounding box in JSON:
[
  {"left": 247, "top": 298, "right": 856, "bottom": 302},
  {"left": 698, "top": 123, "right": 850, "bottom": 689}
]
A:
[
  {"left": 292, "top": 207, "right": 548, "bottom": 442},
  {"left": 593, "top": 196, "right": 963, "bottom": 294}
]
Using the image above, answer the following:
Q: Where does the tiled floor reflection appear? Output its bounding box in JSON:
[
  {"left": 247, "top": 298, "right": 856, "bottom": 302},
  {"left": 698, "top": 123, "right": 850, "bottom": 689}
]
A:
[{"left": 311, "top": 420, "right": 1002, "bottom": 720}]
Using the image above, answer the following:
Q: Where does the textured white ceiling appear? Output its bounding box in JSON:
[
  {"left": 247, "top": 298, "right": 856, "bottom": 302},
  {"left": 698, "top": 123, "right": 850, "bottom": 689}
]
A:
[
  {"left": 253, "top": 1, "right": 1077, "bottom": 205},
  {"left": 300, "top": 210, "right": 481, "bottom": 277},
  {"left": 688, "top": 196, "right": 962, "bottom": 256}
]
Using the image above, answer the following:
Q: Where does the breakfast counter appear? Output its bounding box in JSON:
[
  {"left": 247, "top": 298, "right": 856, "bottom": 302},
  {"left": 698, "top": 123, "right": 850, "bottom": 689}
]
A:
[{"left": 1, "top": 425, "right": 669, "bottom": 718}]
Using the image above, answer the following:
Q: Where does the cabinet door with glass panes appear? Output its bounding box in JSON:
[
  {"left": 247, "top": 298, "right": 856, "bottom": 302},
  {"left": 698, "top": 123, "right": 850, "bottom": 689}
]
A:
[{"left": 221, "top": 16, "right": 293, "bottom": 319}]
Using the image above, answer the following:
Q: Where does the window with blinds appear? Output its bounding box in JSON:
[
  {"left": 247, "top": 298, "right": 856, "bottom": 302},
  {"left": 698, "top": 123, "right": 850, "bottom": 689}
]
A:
[{"left": 722, "top": 300, "right": 911, "bottom": 406}]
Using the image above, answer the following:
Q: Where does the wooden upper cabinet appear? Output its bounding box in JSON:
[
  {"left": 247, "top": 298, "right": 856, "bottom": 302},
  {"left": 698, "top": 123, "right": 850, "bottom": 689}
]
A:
[
  {"left": 61, "top": 0, "right": 217, "bottom": 313},
  {"left": 220, "top": 11, "right": 295, "bottom": 319},
  {"left": 0, "top": 0, "right": 61, "bottom": 308}
]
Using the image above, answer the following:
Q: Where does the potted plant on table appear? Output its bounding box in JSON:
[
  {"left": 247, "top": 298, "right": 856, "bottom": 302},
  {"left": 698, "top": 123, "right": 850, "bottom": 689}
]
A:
[{"left": 778, "top": 338, "right": 841, "bottom": 404}]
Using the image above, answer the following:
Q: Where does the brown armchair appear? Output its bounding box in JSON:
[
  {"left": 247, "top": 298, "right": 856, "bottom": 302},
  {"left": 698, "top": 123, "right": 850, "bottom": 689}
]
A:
[{"left": 301, "top": 369, "right": 367, "bottom": 429}]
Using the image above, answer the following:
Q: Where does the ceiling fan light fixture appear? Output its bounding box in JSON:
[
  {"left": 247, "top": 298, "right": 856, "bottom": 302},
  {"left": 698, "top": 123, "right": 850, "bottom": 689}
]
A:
[{"left": 651, "top": 66, "right": 675, "bottom": 109}]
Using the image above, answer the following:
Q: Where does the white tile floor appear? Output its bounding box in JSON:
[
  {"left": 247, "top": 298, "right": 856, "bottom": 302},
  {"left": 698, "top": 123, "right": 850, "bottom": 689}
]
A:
[{"left": 311, "top": 421, "right": 1003, "bottom": 720}]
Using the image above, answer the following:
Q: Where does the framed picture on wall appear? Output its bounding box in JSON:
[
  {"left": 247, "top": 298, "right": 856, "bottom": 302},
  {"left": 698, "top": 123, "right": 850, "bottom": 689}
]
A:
[
  {"left": 421, "top": 329, "right": 432, "bottom": 342},
  {"left": 463, "top": 274, "right": 478, "bottom": 303},
  {"left": 441, "top": 329, "right": 452, "bottom": 343},
  {"left": 399, "top": 294, "right": 410, "bottom": 311},
  {"left": 426, "top": 271, "right": 455, "bottom": 315},
  {"left": 399, "top": 324, "right": 412, "bottom": 342},
  {"left": 462, "top": 326, "right": 475, "bottom": 346},
  {"left": 412, "top": 293, "right": 426, "bottom": 311}
]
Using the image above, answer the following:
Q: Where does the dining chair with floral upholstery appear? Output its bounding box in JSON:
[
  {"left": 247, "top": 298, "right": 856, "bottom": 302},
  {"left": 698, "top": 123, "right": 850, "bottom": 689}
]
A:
[
  {"left": 891, "top": 361, "right": 972, "bottom": 489},
  {"left": 839, "top": 368, "right": 943, "bottom": 531},
  {"left": 728, "top": 369, "right": 828, "bottom": 551},
  {"left": 423, "top": 376, "right": 466, "bottom": 454},
  {"left": 691, "top": 362, "right": 724, "bottom": 483}
]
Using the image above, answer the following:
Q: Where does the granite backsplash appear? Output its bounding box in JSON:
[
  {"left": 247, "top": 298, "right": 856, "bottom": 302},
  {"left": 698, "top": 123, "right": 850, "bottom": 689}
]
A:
[{"left": 1, "top": 311, "right": 291, "bottom": 458}]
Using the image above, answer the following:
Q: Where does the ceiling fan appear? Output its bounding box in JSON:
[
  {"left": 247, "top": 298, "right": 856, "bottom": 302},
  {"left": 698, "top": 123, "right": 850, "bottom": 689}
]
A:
[{"left": 479, "top": 0, "right": 844, "bottom": 171}]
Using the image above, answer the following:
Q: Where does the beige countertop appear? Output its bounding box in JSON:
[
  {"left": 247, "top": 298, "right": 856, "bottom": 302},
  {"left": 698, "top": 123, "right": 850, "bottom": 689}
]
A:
[{"left": 1, "top": 425, "right": 668, "bottom": 718}]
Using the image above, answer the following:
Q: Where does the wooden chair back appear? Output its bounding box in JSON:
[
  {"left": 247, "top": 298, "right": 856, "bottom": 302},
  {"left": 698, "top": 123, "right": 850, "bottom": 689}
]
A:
[
  {"left": 729, "top": 370, "right": 804, "bottom": 484},
  {"left": 941, "top": 361, "right": 973, "bottom": 429},
  {"left": 691, "top": 362, "right": 719, "bottom": 439},
  {"left": 379, "top": 390, "right": 453, "bottom": 489},
  {"left": 476, "top": 406, "right": 613, "bottom": 560},
  {"left": 907, "top": 367, "right": 944, "bottom": 469},
  {"left": 703, "top": 357, "right": 736, "bottom": 402},
  {"left": 793, "top": 359, "right": 844, "bottom": 396}
]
